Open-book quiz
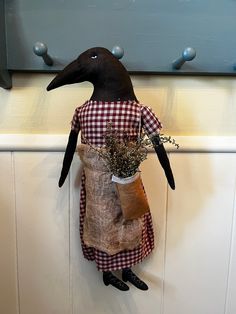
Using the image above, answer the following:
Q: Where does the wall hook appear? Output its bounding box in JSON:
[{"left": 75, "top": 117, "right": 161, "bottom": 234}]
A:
[
  {"left": 33, "top": 42, "right": 54, "bottom": 66},
  {"left": 112, "top": 46, "right": 124, "bottom": 59},
  {"left": 172, "top": 47, "right": 196, "bottom": 69}
]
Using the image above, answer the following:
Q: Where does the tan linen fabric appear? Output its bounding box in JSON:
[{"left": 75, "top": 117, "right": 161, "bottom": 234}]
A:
[
  {"left": 78, "top": 144, "right": 143, "bottom": 255},
  {"left": 115, "top": 175, "right": 150, "bottom": 220}
]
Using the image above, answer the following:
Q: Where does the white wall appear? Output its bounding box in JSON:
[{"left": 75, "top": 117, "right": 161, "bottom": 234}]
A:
[{"left": 0, "top": 74, "right": 236, "bottom": 135}]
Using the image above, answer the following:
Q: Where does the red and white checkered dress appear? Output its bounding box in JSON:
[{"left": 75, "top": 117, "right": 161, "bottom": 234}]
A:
[{"left": 71, "top": 100, "right": 162, "bottom": 271}]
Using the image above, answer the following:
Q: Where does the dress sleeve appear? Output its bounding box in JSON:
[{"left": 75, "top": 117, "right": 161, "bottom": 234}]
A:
[
  {"left": 141, "top": 105, "right": 162, "bottom": 136},
  {"left": 71, "top": 107, "right": 80, "bottom": 133}
]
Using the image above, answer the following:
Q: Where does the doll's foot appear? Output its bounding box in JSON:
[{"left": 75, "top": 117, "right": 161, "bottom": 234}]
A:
[
  {"left": 122, "top": 268, "right": 148, "bottom": 290},
  {"left": 103, "top": 271, "right": 129, "bottom": 291}
]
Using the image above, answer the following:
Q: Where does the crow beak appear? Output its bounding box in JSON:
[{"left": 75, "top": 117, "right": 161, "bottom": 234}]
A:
[{"left": 47, "top": 59, "right": 86, "bottom": 91}]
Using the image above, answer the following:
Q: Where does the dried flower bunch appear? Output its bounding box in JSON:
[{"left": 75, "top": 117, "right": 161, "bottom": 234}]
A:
[
  {"left": 84, "top": 122, "right": 179, "bottom": 179},
  {"left": 158, "top": 135, "right": 179, "bottom": 150},
  {"left": 100, "top": 123, "right": 148, "bottom": 178}
]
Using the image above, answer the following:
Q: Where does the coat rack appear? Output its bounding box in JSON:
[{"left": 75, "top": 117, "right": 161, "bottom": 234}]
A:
[
  {"left": 33, "top": 42, "right": 54, "bottom": 66},
  {"left": 172, "top": 48, "right": 196, "bottom": 70},
  {"left": 1, "top": 0, "right": 236, "bottom": 89},
  {"left": 111, "top": 46, "right": 124, "bottom": 60}
]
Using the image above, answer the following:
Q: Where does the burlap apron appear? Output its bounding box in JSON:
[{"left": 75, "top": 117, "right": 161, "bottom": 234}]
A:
[{"left": 78, "top": 144, "right": 143, "bottom": 255}]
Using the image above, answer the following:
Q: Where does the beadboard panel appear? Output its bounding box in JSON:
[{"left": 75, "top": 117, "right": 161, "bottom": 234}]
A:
[
  {"left": 70, "top": 154, "right": 167, "bottom": 314},
  {"left": 164, "top": 154, "right": 236, "bottom": 314},
  {"left": 226, "top": 195, "right": 236, "bottom": 314},
  {"left": 14, "top": 152, "right": 70, "bottom": 314},
  {"left": 1, "top": 137, "right": 236, "bottom": 314},
  {"left": 0, "top": 153, "right": 18, "bottom": 314}
]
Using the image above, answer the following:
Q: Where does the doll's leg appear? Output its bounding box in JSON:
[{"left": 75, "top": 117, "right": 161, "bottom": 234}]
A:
[
  {"left": 103, "top": 271, "right": 129, "bottom": 291},
  {"left": 122, "top": 268, "right": 148, "bottom": 290}
]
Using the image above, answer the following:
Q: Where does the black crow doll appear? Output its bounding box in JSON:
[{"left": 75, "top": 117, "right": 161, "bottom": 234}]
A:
[{"left": 47, "top": 47, "right": 175, "bottom": 291}]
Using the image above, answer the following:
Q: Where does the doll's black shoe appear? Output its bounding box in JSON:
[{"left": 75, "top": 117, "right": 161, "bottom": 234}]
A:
[
  {"left": 122, "top": 268, "right": 148, "bottom": 290},
  {"left": 103, "top": 271, "right": 129, "bottom": 291}
]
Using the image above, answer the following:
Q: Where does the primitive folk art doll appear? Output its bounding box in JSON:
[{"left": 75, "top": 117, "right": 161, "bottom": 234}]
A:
[{"left": 47, "top": 47, "right": 175, "bottom": 291}]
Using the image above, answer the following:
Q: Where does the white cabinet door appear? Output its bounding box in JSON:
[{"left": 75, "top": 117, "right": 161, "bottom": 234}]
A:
[
  {"left": 0, "top": 153, "right": 18, "bottom": 314},
  {"left": 164, "top": 153, "right": 236, "bottom": 314},
  {"left": 14, "top": 152, "right": 70, "bottom": 314}
]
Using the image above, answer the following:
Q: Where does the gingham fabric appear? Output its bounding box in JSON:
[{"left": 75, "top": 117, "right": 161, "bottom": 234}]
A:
[
  {"left": 71, "top": 100, "right": 162, "bottom": 271},
  {"left": 71, "top": 100, "right": 162, "bottom": 145}
]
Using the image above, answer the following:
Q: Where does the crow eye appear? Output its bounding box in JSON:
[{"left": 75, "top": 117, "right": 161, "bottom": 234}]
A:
[{"left": 91, "top": 54, "right": 98, "bottom": 59}]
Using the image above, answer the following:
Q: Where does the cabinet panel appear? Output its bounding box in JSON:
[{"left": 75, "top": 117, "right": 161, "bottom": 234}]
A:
[
  {"left": 14, "top": 152, "right": 70, "bottom": 314},
  {"left": 0, "top": 153, "right": 18, "bottom": 314},
  {"left": 164, "top": 153, "right": 236, "bottom": 314},
  {"left": 226, "top": 188, "right": 236, "bottom": 314}
]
